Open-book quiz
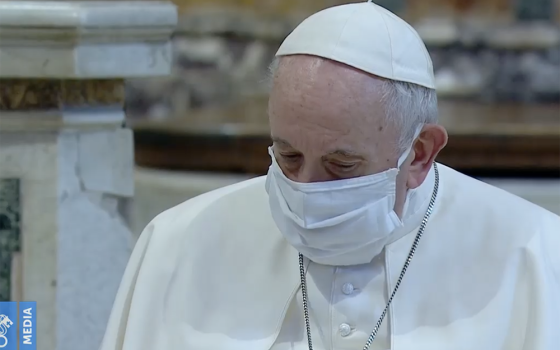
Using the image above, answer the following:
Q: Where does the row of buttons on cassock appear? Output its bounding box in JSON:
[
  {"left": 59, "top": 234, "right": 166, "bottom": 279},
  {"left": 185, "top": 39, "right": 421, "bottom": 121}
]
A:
[{"left": 339, "top": 282, "right": 355, "bottom": 337}]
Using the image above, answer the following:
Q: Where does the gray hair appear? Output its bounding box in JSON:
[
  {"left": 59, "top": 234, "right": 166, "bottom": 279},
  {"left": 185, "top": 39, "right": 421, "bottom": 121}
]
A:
[{"left": 266, "top": 57, "right": 438, "bottom": 154}]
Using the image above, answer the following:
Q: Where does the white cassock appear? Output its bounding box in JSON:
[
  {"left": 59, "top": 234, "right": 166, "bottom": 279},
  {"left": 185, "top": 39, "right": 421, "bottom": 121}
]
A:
[{"left": 100, "top": 164, "right": 560, "bottom": 350}]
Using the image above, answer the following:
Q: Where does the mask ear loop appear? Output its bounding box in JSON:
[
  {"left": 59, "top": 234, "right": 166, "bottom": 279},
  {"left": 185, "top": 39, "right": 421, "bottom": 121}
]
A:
[
  {"left": 397, "top": 126, "right": 423, "bottom": 168},
  {"left": 397, "top": 126, "right": 425, "bottom": 219}
]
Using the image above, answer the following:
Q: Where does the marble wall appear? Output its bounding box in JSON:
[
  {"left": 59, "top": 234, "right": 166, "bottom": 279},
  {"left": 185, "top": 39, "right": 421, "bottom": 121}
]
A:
[{"left": 0, "top": 2, "right": 177, "bottom": 349}]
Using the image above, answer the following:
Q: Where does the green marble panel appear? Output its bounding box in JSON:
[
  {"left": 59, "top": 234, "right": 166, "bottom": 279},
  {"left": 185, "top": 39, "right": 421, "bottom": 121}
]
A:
[
  {"left": 515, "top": 0, "right": 553, "bottom": 21},
  {"left": 0, "top": 179, "right": 21, "bottom": 302}
]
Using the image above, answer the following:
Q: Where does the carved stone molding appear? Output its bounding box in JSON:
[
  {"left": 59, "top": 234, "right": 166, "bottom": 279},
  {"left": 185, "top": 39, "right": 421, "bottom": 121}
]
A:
[
  {"left": 0, "top": 79, "right": 125, "bottom": 111},
  {"left": 0, "top": 1, "right": 177, "bottom": 78}
]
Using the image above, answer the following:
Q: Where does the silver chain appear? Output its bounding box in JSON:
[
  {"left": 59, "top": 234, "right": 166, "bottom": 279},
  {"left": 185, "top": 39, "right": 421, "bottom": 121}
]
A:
[{"left": 298, "top": 163, "right": 440, "bottom": 350}]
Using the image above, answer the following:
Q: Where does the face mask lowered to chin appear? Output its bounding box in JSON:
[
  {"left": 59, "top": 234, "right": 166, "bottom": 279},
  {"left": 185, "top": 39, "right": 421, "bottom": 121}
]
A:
[{"left": 265, "top": 135, "right": 419, "bottom": 266}]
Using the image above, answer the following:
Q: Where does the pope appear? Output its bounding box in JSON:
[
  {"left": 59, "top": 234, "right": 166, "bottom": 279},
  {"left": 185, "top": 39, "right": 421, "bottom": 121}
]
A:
[{"left": 101, "top": 1, "right": 560, "bottom": 349}]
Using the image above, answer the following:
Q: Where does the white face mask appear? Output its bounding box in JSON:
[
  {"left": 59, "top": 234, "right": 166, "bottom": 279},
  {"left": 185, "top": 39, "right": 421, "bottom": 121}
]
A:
[{"left": 265, "top": 132, "right": 420, "bottom": 266}]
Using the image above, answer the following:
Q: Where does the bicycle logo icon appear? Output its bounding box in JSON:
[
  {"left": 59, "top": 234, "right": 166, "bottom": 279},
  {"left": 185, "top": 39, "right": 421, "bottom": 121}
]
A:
[{"left": 0, "top": 314, "right": 13, "bottom": 348}]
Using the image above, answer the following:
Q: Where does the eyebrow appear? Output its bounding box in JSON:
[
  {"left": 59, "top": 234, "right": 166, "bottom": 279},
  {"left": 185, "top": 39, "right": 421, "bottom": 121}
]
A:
[
  {"left": 271, "top": 136, "right": 365, "bottom": 159},
  {"left": 271, "top": 136, "right": 291, "bottom": 147},
  {"left": 324, "top": 149, "right": 364, "bottom": 159}
]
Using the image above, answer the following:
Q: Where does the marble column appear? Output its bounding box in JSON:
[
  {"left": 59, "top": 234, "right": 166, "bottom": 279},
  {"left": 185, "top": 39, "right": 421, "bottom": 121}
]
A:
[{"left": 0, "top": 2, "right": 177, "bottom": 350}]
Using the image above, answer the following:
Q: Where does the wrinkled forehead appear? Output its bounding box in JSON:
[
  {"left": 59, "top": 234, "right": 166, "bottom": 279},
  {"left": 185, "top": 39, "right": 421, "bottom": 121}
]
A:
[
  {"left": 271, "top": 55, "right": 378, "bottom": 101},
  {"left": 268, "top": 56, "right": 398, "bottom": 159}
]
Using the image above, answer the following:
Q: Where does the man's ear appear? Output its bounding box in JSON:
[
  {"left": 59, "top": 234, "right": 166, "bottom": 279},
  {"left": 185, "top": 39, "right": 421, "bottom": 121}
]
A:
[{"left": 407, "top": 125, "right": 448, "bottom": 188}]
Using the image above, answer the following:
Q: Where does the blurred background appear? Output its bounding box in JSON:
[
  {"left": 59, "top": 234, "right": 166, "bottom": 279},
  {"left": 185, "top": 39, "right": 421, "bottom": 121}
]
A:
[
  {"left": 126, "top": 0, "right": 560, "bottom": 234},
  {"left": 0, "top": 0, "right": 558, "bottom": 350}
]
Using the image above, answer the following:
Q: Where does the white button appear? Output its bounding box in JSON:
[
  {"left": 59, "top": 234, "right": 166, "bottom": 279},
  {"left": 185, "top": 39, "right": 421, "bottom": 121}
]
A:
[
  {"left": 341, "top": 283, "right": 354, "bottom": 295},
  {"left": 339, "top": 323, "right": 352, "bottom": 337}
]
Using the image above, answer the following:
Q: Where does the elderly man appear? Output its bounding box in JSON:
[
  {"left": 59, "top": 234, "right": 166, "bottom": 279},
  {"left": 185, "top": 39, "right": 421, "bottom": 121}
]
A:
[{"left": 101, "top": 1, "right": 560, "bottom": 350}]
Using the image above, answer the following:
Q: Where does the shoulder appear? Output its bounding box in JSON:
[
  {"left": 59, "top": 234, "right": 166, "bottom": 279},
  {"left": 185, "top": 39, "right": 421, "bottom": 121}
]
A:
[
  {"left": 132, "top": 174, "right": 285, "bottom": 285},
  {"left": 138, "top": 175, "right": 284, "bottom": 261},
  {"left": 438, "top": 164, "right": 559, "bottom": 230},
  {"left": 416, "top": 164, "right": 559, "bottom": 278},
  {"left": 148, "top": 175, "right": 270, "bottom": 236},
  {"left": 431, "top": 164, "right": 560, "bottom": 262},
  {"left": 529, "top": 209, "right": 560, "bottom": 273}
]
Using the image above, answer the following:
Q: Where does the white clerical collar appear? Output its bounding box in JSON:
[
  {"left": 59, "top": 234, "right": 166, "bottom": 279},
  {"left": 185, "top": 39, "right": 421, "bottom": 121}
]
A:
[{"left": 385, "top": 163, "right": 438, "bottom": 246}]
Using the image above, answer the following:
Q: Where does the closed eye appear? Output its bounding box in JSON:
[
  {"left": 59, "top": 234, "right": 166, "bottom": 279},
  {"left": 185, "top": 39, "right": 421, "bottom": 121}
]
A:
[
  {"left": 281, "top": 154, "right": 301, "bottom": 161},
  {"left": 330, "top": 162, "right": 358, "bottom": 171}
]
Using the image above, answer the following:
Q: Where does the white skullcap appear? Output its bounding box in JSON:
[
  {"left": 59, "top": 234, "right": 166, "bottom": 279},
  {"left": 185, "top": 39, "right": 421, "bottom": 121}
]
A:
[{"left": 275, "top": 0, "right": 435, "bottom": 89}]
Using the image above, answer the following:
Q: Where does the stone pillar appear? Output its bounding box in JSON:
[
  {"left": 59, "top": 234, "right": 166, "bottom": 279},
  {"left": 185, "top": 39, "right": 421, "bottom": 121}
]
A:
[{"left": 0, "top": 2, "right": 177, "bottom": 350}]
